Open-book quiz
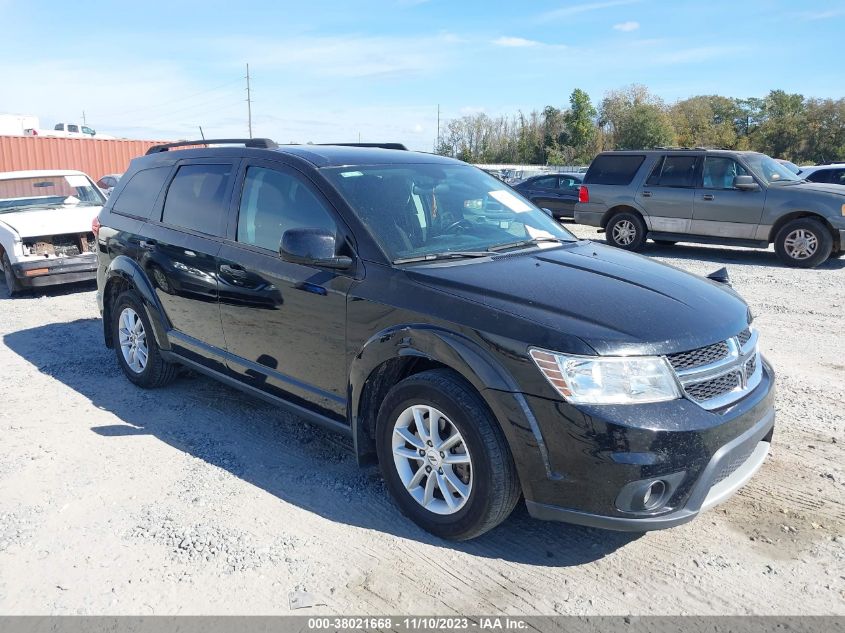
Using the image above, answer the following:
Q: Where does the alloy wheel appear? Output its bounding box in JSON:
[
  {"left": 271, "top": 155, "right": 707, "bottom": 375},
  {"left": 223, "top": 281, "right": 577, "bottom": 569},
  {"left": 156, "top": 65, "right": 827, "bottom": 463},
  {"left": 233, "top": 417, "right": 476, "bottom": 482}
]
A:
[
  {"left": 612, "top": 219, "right": 637, "bottom": 246},
  {"left": 118, "top": 307, "right": 148, "bottom": 374},
  {"left": 391, "top": 404, "right": 473, "bottom": 515},
  {"left": 783, "top": 229, "right": 818, "bottom": 260}
]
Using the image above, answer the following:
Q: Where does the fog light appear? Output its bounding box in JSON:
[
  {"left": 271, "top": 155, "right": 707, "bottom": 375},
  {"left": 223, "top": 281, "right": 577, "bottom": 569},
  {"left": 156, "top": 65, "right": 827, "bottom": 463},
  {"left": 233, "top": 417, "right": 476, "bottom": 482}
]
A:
[{"left": 641, "top": 480, "right": 666, "bottom": 511}]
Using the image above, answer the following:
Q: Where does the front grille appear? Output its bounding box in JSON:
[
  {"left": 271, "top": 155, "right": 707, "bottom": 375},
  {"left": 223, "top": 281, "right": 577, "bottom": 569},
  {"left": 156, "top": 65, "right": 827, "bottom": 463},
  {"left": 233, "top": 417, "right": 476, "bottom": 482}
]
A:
[
  {"left": 667, "top": 341, "right": 730, "bottom": 371},
  {"left": 712, "top": 443, "right": 756, "bottom": 486},
  {"left": 738, "top": 328, "right": 752, "bottom": 346},
  {"left": 745, "top": 355, "right": 757, "bottom": 376},
  {"left": 685, "top": 372, "right": 741, "bottom": 402}
]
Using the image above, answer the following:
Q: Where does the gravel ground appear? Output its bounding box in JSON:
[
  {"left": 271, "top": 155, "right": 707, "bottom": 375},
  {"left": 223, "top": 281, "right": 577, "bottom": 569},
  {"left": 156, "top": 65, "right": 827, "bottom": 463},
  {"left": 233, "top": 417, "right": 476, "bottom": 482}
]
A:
[{"left": 0, "top": 228, "right": 843, "bottom": 615}]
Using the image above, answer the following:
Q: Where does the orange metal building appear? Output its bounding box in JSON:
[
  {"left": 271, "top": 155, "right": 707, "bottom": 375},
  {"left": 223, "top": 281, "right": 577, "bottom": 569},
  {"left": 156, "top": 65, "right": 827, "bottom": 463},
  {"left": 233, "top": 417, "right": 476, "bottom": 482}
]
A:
[{"left": 0, "top": 135, "right": 177, "bottom": 180}]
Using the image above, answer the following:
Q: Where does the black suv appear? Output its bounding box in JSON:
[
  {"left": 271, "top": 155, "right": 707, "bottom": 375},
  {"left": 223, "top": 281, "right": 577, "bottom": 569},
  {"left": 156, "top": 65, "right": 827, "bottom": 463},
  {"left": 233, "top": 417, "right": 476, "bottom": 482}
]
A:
[{"left": 96, "top": 139, "right": 775, "bottom": 540}]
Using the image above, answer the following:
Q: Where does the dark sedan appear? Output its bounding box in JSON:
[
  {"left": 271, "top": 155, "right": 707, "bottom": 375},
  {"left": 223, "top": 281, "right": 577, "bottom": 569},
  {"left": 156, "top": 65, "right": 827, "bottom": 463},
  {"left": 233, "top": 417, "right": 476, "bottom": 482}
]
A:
[{"left": 512, "top": 173, "right": 583, "bottom": 219}]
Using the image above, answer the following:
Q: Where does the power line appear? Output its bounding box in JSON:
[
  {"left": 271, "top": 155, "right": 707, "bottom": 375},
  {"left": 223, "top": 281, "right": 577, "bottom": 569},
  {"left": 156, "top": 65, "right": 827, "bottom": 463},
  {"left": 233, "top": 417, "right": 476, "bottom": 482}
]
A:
[{"left": 115, "top": 78, "right": 243, "bottom": 118}]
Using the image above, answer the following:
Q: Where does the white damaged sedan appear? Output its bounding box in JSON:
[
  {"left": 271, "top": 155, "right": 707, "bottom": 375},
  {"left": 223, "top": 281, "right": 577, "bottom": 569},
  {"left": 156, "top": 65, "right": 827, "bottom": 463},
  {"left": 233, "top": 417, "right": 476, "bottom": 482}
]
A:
[{"left": 0, "top": 170, "right": 103, "bottom": 296}]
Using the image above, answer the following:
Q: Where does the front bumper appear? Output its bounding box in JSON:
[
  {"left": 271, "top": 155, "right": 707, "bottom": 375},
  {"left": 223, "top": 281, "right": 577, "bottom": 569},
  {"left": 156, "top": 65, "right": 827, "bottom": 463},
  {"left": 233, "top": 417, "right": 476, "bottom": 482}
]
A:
[
  {"left": 11, "top": 254, "right": 97, "bottom": 288},
  {"left": 484, "top": 358, "right": 776, "bottom": 532}
]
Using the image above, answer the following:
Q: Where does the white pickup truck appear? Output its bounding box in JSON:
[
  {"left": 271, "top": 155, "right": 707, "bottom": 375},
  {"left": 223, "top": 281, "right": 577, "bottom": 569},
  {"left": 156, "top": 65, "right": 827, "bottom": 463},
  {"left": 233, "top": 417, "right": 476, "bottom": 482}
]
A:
[{"left": 24, "top": 122, "right": 115, "bottom": 139}]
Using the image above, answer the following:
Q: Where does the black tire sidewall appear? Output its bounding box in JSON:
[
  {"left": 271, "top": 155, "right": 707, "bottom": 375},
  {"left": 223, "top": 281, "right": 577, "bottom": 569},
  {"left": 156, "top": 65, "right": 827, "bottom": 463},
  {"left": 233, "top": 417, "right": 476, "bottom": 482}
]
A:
[
  {"left": 2, "top": 253, "right": 21, "bottom": 295},
  {"left": 112, "top": 292, "right": 158, "bottom": 386},
  {"left": 376, "top": 377, "right": 501, "bottom": 540},
  {"left": 775, "top": 219, "right": 833, "bottom": 268},
  {"left": 606, "top": 212, "right": 646, "bottom": 251}
]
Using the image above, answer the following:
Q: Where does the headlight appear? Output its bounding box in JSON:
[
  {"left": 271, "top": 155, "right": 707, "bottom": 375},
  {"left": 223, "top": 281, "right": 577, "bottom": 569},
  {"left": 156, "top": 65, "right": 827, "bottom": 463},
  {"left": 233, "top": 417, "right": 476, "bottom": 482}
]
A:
[{"left": 529, "top": 348, "right": 681, "bottom": 405}]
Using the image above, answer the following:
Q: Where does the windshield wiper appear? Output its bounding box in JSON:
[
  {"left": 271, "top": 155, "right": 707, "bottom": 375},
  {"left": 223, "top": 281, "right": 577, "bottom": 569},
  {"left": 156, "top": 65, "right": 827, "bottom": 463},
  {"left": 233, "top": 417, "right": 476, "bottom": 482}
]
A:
[
  {"left": 486, "top": 236, "right": 564, "bottom": 252},
  {"left": 393, "top": 251, "right": 491, "bottom": 264}
]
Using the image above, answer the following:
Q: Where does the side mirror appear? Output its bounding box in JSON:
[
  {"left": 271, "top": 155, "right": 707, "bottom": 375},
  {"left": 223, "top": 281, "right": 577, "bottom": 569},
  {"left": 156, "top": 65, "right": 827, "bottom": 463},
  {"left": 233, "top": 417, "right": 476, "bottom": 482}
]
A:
[
  {"left": 541, "top": 207, "right": 554, "bottom": 218},
  {"left": 734, "top": 175, "right": 759, "bottom": 191},
  {"left": 280, "top": 228, "right": 352, "bottom": 270}
]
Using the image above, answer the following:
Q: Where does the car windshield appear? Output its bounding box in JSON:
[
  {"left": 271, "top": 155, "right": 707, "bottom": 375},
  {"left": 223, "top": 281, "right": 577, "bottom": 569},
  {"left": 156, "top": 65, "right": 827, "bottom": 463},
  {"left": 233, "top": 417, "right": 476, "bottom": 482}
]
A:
[
  {"left": 323, "top": 163, "right": 576, "bottom": 262},
  {"left": 0, "top": 174, "right": 105, "bottom": 214},
  {"left": 743, "top": 154, "right": 802, "bottom": 185}
]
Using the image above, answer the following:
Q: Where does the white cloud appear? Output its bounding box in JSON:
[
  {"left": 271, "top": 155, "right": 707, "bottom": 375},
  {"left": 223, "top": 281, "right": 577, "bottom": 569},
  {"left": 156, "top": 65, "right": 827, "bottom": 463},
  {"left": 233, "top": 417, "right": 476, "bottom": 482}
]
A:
[
  {"left": 541, "top": 0, "right": 640, "bottom": 20},
  {"left": 492, "top": 36, "right": 542, "bottom": 48},
  {"left": 613, "top": 21, "right": 640, "bottom": 32}
]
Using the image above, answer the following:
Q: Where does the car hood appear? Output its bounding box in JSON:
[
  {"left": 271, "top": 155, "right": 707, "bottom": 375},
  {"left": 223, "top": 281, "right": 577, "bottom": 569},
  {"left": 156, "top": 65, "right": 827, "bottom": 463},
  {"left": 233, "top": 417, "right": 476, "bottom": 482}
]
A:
[
  {"left": 406, "top": 241, "right": 750, "bottom": 356},
  {"left": 783, "top": 181, "right": 845, "bottom": 197},
  {"left": 0, "top": 205, "right": 101, "bottom": 238}
]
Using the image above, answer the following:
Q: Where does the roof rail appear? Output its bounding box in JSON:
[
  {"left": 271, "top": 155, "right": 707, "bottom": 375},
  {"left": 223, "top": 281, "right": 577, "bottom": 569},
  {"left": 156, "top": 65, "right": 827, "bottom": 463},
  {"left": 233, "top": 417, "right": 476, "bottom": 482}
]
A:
[
  {"left": 653, "top": 146, "right": 710, "bottom": 151},
  {"left": 145, "top": 138, "right": 278, "bottom": 155},
  {"left": 317, "top": 142, "right": 408, "bottom": 151}
]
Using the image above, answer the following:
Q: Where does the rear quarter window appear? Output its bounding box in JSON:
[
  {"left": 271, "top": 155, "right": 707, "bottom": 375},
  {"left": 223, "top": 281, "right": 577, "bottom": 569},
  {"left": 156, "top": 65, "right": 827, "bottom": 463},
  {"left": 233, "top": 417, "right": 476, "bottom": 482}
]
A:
[
  {"left": 111, "top": 166, "right": 172, "bottom": 219},
  {"left": 584, "top": 155, "right": 646, "bottom": 185}
]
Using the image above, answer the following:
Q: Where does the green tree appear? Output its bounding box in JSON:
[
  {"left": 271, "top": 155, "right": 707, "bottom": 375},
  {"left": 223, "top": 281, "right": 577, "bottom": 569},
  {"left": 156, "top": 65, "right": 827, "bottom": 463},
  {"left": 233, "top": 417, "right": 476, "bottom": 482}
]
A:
[
  {"left": 563, "top": 88, "right": 597, "bottom": 162},
  {"left": 671, "top": 95, "right": 740, "bottom": 148},
  {"left": 757, "top": 90, "right": 805, "bottom": 158},
  {"left": 599, "top": 84, "right": 674, "bottom": 149}
]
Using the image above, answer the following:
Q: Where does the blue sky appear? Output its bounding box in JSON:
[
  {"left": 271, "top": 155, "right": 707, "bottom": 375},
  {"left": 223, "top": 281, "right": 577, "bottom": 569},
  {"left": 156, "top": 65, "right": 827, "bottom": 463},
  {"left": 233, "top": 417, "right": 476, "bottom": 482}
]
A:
[{"left": 1, "top": 0, "right": 843, "bottom": 150}]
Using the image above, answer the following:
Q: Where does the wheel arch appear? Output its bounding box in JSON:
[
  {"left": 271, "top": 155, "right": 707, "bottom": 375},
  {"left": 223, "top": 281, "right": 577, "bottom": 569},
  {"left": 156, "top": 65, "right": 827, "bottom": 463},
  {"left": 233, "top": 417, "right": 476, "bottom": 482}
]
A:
[
  {"left": 348, "top": 325, "right": 516, "bottom": 465},
  {"left": 102, "top": 255, "right": 169, "bottom": 350},
  {"left": 769, "top": 211, "right": 840, "bottom": 248},
  {"left": 600, "top": 204, "right": 644, "bottom": 229}
]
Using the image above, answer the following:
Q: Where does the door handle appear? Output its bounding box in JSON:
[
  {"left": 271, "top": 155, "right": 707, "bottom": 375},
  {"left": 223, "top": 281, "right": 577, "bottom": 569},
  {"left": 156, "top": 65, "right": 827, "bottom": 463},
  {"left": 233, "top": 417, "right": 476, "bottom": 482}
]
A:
[
  {"left": 641, "top": 191, "right": 652, "bottom": 197},
  {"left": 702, "top": 194, "right": 715, "bottom": 201},
  {"left": 220, "top": 264, "right": 248, "bottom": 278},
  {"left": 139, "top": 239, "right": 157, "bottom": 249}
]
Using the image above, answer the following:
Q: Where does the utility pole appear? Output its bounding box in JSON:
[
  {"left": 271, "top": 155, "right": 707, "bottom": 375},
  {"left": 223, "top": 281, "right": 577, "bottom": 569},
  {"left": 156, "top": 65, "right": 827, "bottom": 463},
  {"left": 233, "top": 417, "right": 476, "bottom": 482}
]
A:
[
  {"left": 436, "top": 104, "right": 440, "bottom": 151},
  {"left": 82, "top": 110, "right": 87, "bottom": 125},
  {"left": 245, "top": 63, "right": 253, "bottom": 139}
]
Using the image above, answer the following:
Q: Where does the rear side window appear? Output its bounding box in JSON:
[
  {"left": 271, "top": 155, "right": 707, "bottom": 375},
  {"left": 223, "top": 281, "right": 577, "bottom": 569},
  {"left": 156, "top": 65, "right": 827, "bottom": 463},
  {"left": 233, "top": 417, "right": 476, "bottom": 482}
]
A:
[
  {"left": 806, "top": 170, "right": 829, "bottom": 183},
  {"left": 111, "top": 167, "right": 171, "bottom": 219},
  {"left": 531, "top": 176, "right": 557, "bottom": 188},
  {"left": 585, "top": 155, "right": 645, "bottom": 185},
  {"left": 647, "top": 155, "right": 699, "bottom": 188},
  {"left": 161, "top": 164, "right": 233, "bottom": 237}
]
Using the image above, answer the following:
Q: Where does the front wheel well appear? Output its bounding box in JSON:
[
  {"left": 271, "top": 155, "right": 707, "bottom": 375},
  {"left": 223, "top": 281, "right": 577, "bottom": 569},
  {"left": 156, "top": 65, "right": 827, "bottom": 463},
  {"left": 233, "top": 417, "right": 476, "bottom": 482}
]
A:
[
  {"left": 601, "top": 205, "right": 643, "bottom": 229},
  {"left": 769, "top": 212, "right": 839, "bottom": 247}
]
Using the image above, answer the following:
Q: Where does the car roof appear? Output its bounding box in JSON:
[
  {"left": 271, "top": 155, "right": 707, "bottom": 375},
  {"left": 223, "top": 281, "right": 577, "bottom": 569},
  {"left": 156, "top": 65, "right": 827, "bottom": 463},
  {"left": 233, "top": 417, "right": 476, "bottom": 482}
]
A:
[
  {"left": 137, "top": 144, "right": 464, "bottom": 169},
  {"left": 0, "top": 169, "right": 91, "bottom": 180}
]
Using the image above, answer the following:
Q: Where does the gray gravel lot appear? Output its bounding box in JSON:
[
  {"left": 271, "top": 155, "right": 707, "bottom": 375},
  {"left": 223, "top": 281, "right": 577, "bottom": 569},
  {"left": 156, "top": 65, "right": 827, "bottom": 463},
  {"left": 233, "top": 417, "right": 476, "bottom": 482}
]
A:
[{"left": 0, "top": 226, "right": 843, "bottom": 615}]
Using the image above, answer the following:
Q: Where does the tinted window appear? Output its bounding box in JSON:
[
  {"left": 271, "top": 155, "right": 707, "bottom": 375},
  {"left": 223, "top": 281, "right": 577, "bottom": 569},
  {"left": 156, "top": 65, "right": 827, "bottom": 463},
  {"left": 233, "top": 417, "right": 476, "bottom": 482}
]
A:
[
  {"left": 531, "top": 176, "right": 557, "bottom": 188},
  {"left": 67, "top": 124, "right": 79, "bottom": 133},
  {"left": 237, "top": 166, "right": 337, "bottom": 251},
  {"left": 558, "top": 176, "right": 580, "bottom": 189},
  {"left": 701, "top": 157, "right": 749, "bottom": 189},
  {"left": 161, "top": 164, "right": 232, "bottom": 236},
  {"left": 647, "top": 155, "right": 699, "bottom": 187},
  {"left": 831, "top": 170, "right": 845, "bottom": 185},
  {"left": 806, "top": 170, "right": 829, "bottom": 183},
  {"left": 585, "top": 155, "right": 645, "bottom": 185},
  {"left": 111, "top": 167, "right": 171, "bottom": 219}
]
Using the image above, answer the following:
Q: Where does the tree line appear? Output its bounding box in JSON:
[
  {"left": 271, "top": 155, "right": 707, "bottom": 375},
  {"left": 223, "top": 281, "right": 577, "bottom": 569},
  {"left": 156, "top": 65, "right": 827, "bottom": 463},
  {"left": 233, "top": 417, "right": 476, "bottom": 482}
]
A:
[{"left": 435, "top": 85, "right": 845, "bottom": 166}]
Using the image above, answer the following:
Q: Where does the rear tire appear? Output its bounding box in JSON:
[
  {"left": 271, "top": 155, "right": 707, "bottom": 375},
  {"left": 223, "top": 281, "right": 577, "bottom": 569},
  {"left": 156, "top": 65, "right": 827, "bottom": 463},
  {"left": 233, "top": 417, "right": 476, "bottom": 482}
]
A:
[
  {"left": 376, "top": 369, "right": 520, "bottom": 541},
  {"left": 2, "top": 253, "right": 23, "bottom": 297},
  {"left": 111, "top": 290, "right": 179, "bottom": 388},
  {"left": 606, "top": 212, "right": 647, "bottom": 251},
  {"left": 774, "top": 218, "right": 832, "bottom": 268}
]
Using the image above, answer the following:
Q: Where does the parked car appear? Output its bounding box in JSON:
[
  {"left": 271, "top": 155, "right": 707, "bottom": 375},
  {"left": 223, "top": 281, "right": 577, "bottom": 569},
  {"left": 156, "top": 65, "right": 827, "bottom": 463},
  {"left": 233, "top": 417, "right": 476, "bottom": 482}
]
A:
[
  {"left": 798, "top": 163, "right": 845, "bottom": 186},
  {"left": 24, "top": 122, "right": 115, "bottom": 139},
  {"left": 0, "top": 170, "right": 103, "bottom": 295},
  {"left": 775, "top": 159, "right": 802, "bottom": 175},
  {"left": 96, "top": 173, "right": 123, "bottom": 197},
  {"left": 512, "top": 173, "right": 583, "bottom": 220},
  {"left": 575, "top": 149, "right": 845, "bottom": 268},
  {"left": 96, "top": 139, "right": 774, "bottom": 540}
]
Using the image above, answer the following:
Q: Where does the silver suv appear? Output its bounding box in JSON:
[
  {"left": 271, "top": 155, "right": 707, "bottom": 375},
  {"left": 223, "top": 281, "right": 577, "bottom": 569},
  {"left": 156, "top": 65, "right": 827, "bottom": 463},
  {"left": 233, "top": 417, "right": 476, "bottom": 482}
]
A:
[{"left": 574, "top": 149, "right": 845, "bottom": 268}]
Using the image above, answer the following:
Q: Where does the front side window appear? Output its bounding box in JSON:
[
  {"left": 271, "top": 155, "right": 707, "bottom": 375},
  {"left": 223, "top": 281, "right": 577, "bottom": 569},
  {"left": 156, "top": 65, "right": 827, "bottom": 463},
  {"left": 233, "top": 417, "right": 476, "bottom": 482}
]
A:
[
  {"left": 323, "top": 164, "right": 575, "bottom": 261},
  {"left": 82, "top": 126, "right": 95, "bottom": 135},
  {"left": 161, "top": 164, "right": 232, "bottom": 236},
  {"left": 701, "top": 157, "right": 750, "bottom": 189},
  {"left": 558, "top": 176, "right": 580, "bottom": 190},
  {"left": 67, "top": 124, "right": 79, "bottom": 133},
  {"left": 237, "top": 166, "right": 337, "bottom": 251},
  {"left": 531, "top": 176, "right": 557, "bottom": 189}
]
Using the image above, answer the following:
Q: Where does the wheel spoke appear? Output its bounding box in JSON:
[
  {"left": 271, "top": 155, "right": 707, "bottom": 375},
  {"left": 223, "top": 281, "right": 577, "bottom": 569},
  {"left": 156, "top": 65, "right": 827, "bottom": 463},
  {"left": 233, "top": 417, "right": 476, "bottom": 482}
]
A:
[
  {"left": 443, "top": 452, "right": 470, "bottom": 465},
  {"left": 413, "top": 407, "right": 429, "bottom": 442},
  {"left": 394, "top": 426, "right": 425, "bottom": 450},
  {"left": 438, "top": 432, "right": 462, "bottom": 451},
  {"left": 393, "top": 446, "right": 422, "bottom": 460},
  {"left": 136, "top": 346, "right": 148, "bottom": 367},
  {"left": 422, "top": 472, "right": 436, "bottom": 506},
  {"left": 133, "top": 316, "right": 143, "bottom": 334},
  {"left": 406, "top": 465, "right": 426, "bottom": 490},
  {"left": 428, "top": 406, "right": 440, "bottom": 445},
  {"left": 437, "top": 472, "right": 458, "bottom": 510},
  {"left": 442, "top": 468, "right": 469, "bottom": 499}
]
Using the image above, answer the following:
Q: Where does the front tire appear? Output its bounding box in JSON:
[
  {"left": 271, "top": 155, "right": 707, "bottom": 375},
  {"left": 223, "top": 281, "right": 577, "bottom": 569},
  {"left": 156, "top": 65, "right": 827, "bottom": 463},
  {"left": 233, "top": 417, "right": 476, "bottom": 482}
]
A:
[
  {"left": 774, "top": 218, "right": 832, "bottom": 268},
  {"left": 606, "top": 212, "right": 647, "bottom": 251},
  {"left": 2, "top": 253, "right": 23, "bottom": 297},
  {"left": 376, "top": 369, "right": 520, "bottom": 540},
  {"left": 111, "top": 290, "right": 179, "bottom": 388}
]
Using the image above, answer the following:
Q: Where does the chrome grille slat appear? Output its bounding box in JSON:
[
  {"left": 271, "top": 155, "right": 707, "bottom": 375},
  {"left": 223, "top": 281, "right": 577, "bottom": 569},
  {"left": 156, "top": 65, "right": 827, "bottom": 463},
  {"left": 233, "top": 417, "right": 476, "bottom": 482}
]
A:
[{"left": 669, "top": 328, "right": 760, "bottom": 410}]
